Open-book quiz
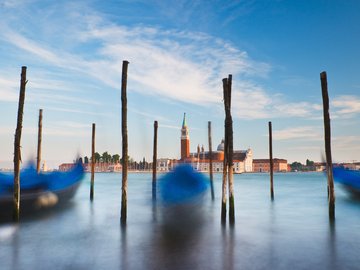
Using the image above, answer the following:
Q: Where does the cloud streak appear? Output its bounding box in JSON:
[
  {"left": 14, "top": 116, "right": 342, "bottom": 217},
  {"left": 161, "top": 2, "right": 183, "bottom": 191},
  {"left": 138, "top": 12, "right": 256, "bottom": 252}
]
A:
[
  {"left": 1, "top": 1, "right": 359, "bottom": 123},
  {"left": 272, "top": 126, "right": 322, "bottom": 141}
]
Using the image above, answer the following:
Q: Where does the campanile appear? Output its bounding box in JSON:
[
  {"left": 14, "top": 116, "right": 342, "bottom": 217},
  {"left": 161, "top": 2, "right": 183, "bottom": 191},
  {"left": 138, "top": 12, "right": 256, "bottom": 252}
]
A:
[{"left": 180, "top": 113, "right": 190, "bottom": 160}]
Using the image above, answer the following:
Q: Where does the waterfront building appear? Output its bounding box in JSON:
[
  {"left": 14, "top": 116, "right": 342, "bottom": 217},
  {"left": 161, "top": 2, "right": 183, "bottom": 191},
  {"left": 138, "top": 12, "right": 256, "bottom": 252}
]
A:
[
  {"left": 156, "top": 158, "right": 172, "bottom": 172},
  {"left": 59, "top": 162, "right": 121, "bottom": 172},
  {"left": 252, "top": 159, "right": 288, "bottom": 172}
]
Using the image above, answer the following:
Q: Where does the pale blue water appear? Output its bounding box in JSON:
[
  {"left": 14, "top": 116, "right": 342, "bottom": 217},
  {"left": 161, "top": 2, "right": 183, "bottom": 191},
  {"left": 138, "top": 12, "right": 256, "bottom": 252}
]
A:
[{"left": 1, "top": 172, "right": 359, "bottom": 270}]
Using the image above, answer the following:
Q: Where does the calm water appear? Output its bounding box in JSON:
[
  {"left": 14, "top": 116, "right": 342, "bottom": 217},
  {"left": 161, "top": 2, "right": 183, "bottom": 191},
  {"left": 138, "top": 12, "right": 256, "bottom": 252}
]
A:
[{"left": 1, "top": 172, "right": 360, "bottom": 270}]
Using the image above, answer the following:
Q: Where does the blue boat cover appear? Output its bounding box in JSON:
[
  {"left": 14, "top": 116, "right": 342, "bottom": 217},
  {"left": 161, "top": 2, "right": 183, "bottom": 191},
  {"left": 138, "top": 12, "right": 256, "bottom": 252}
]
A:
[
  {"left": 0, "top": 162, "right": 84, "bottom": 195},
  {"left": 159, "top": 164, "right": 209, "bottom": 205},
  {"left": 333, "top": 167, "right": 360, "bottom": 189}
]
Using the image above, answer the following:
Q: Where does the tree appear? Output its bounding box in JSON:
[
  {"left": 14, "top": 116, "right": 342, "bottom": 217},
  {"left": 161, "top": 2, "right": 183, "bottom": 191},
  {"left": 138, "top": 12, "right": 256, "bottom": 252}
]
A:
[
  {"left": 94, "top": 152, "right": 101, "bottom": 163},
  {"left": 306, "top": 159, "right": 315, "bottom": 171},
  {"left": 112, "top": 154, "right": 120, "bottom": 163},
  {"left": 102, "top": 151, "right": 110, "bottom": 163},
  {"left": 290, "top": 161, "right": 303, "bottom": 172},
  {"left": 84, "top": 156, "right": 89, "bottom": 164}
]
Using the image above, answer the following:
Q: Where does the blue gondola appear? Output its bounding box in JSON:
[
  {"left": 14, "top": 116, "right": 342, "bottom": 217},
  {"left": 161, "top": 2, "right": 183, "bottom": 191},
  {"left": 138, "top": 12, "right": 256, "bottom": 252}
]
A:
[
  {"left": 333, "top": 167, "right": 360, "bottom": 199},
  {"left": 0, "top": 161, "right": 84, "bottom": 219}
]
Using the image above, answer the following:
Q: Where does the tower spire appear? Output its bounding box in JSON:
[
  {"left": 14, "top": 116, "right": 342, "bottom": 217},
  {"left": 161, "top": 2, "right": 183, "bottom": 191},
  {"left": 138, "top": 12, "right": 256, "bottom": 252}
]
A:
[
  {"left": 182, "top": 112, "right": 187, "bottom": 128},
  {"left": 180, "top": 113, "right": 190, "bottom": 160}
]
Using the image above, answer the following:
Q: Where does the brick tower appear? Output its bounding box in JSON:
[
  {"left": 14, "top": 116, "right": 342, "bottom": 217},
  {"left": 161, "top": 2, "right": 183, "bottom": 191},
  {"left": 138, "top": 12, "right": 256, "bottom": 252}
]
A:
[{"left": 180, "top": 113, "right": 190, "bottom": 160}]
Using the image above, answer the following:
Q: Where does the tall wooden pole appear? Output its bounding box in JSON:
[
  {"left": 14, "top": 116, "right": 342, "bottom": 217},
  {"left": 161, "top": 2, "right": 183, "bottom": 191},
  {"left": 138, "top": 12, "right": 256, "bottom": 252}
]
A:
[
  {"left": 221, "top": 78, "right": 228, "bottom": 225},
  {"left": 227, "top": 74, "right": 235, "bottom": 225},
  {"left": 269, "top": 121, "right": 274, "bottom": 200},
  {"left": 36, "top": 109, "right": 43, "bottom": 174},
  {"left": 152, "top": 121, "right": 158, "bottom": 201},
  {"left": 13, "top": 66, "right": 27, "bottom": 222},
  {"left": 90, "top": 123, "right": 95, "bottom": 201},
  {"left": 208, "top": 121, "right": 215, "bottom": 200},
  {"left": 121, "top": 60, "right": 129, "bottom": 225},
  {"left": 320, "top": 71, "right": 335, "bottom": 220}
]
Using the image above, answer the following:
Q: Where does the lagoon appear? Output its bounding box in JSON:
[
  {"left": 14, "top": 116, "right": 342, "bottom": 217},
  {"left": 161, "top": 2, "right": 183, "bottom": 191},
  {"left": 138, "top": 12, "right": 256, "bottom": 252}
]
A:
[{"left": 0, "top": 172, "right": 359, "bottom": 270}]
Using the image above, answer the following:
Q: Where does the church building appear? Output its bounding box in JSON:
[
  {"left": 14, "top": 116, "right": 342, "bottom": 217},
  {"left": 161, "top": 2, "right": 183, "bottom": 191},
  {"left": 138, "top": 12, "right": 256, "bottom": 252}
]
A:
[{"left": 175, "top": 113, "right": 253, "bottom": 173}]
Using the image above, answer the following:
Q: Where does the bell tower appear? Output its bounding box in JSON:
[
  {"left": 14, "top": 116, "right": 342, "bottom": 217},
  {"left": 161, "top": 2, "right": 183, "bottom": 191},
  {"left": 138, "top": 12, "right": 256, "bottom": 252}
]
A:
[{"left": 180, "top": 113, "right": 190, "bottom": 160}]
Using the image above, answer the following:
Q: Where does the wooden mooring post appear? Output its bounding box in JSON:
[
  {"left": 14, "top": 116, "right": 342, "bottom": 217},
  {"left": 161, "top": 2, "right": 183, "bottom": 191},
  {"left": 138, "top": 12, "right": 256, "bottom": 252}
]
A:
[
  {"left": 152, "top": 120, "right": 158, "bottom": 201},
  {"left": 269, "top": 121, "right": 274, "bottom": 200},
  {"left": 36, "top": 109, "right": 43, "bottom": 174},
  {"left": 221, "top": 78, "right": 229, "bottom": 225},
  {"left": 13, "top": 66, "right": 27, "bottom": 222},
  {"left": 226, "top": 75, "right": 235, "bottom": 225},
  {"left": 208, "top": 121, "right": 215, "bottom": 201},
  {"left": 221, "top": 74, "right": 235, "bottom": 225},
  {"left": 90, "top": 123, "right": 95, "bottom": 201},
  {"left": 120, "top": 60, "right": 129, "bottom": 225},
  {"left": 320, "top": 71, "right": 335, "bottom": 220}
]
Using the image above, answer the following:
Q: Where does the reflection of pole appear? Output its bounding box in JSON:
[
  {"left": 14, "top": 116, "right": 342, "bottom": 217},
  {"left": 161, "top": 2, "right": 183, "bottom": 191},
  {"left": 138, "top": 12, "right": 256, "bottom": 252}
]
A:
[
  {"left": 208, "top": 121, "right": 215, "bottom": 200},
  {"left": 36, "top": 109, "right": 43, "bottom": 173},
  {"left": 121, "top": 60, "right": 129, "bottom": 225},
  {"left": 320, "top": 71, "right": 335, "bottom": 221},
  {"left": 13, "top": 66, "right": 27, "bottom": 222},
  {"left": 152, "top": 121, "right": 158, "bottom": 201},
  {"left": 269, "top": 121, "right": 274, "bottom": 200},
  {"left": 90, "top": 123, "right": 95, "bottom": 201}
]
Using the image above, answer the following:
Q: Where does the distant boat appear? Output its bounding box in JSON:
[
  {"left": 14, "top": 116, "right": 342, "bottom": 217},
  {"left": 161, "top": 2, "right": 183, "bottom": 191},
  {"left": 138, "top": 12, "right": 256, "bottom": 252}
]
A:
[
  {"left": 333, "top": 167, "right": 360, "bottom": 199},
  {"left": 0, "top": 161, "right": 84, "bottom": 219}
]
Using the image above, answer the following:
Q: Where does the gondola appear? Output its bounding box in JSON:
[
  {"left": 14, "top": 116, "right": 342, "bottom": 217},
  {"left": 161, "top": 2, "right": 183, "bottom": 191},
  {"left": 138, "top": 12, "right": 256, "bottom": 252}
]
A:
[
  {"left": 0, "top": 161, "right": 84, "bottom": 220},
  {"left": 333, "top": 166, "right": 360, "bottom": 199}
]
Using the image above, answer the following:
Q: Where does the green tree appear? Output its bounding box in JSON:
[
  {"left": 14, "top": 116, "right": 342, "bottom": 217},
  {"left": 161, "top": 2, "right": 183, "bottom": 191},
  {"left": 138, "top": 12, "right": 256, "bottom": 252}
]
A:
[
  {"left": 306, "top": 159, "right": 315, "bottom": 171},
  {"left": 112, "top": 154, "right": 120, "bottom": 163},
  {"left": 290, "top": 161, "right": 303, "bottom": 171},
  {"left": 94, "top": 152, "right": 101, "bottom": 163},
  {"left": 102, "top": 151, "right": 110, "bottom": 163}
]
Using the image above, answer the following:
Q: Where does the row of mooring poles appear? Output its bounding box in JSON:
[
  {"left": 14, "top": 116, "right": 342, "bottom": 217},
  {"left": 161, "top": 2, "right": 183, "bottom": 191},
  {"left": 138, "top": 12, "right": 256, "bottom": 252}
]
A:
[
  {"left": 269, "top": 121, "right": 274, "bottom": 200},
  {"left": 152, "top": 121, "right": 158, "bottom": 201},
  {"left": 320, "top": 71, "right": 335, "bottom": 221},
  {"left": 221, "top": 74, "right": 235, "bottom": 225},
  {"left": 208, "top": 121, "right": 215, "bottom": 201},
  {"left": 36, "top": 109, "right": 43, "bottom": 174},
  {"left": 13, "top": 66, "right": 27, "bottom": 222},
  {"left": 90, "top": 123, "right": 95, "bottom": 201},
  {"left": 120, "top": 60, "right": 130, "bottom": 225}
]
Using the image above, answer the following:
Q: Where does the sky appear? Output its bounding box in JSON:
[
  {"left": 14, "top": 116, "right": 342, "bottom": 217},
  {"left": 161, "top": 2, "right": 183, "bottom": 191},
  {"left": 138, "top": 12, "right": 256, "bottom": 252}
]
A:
[{"left": 0, "top": 0, "right": 360, "bottom": 169}]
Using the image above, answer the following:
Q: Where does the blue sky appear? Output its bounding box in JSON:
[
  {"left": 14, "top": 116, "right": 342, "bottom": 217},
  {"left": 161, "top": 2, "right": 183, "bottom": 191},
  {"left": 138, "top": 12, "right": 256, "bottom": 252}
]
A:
[{"left": 0, "top": 0, "right": 360, "bottom": 168}]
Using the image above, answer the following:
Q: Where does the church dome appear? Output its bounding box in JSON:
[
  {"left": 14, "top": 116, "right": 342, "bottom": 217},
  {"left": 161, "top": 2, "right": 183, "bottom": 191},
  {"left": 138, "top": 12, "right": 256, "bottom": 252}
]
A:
[{"left": 217, "top": 139, "right": 225, "bottom": 151}]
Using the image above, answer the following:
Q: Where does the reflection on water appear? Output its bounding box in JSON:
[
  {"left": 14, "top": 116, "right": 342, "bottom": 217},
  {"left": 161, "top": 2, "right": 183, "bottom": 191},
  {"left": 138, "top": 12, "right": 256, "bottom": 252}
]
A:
[{"left": 1, "top": 172, "right": 360, "bottom": 270}]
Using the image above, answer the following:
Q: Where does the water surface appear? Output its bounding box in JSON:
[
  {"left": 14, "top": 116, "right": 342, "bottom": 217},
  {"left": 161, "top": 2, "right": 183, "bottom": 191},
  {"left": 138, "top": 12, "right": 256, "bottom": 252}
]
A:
[{"left": 1, "top": 172, "right": 359, "bottom": 270}]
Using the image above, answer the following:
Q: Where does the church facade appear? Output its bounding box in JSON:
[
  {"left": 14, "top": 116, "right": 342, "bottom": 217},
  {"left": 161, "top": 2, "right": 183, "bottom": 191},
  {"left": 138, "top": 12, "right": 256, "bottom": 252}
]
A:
[{"left": 175, "top": 113, "right": 253, "bottom": 173}]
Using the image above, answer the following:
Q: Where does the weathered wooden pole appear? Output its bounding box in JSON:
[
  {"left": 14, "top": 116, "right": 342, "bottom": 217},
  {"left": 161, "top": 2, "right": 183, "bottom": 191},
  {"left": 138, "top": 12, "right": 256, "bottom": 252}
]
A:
[
  {"left": 13, "top": 66, "right": 27, "bottom": 222},
  {"left": 152, "top": 120, "right": 158, "bottom": 201},
  {"left": 221, "top": 78, "right": 228, "bottom": 225},
  {"left": 320, "top": 71, "right": 335, "bottom": 220},
  {"left": 226, "top": 74, "right": 235, "bottom": 225},
  {"left": 121, "top": 60, "right": 129, "bottom": 225},
  {"left": 90, "top": 123, "right": 95, "bottom": 201},
  {"left": 36, "top": 109, "right": 43, "bottom": 174},
  {"left": 269, "top": 121, "right": 274, "bottom": 200},
  {"left": 208, "top": 121, "right": 215, "bottom": 200}
]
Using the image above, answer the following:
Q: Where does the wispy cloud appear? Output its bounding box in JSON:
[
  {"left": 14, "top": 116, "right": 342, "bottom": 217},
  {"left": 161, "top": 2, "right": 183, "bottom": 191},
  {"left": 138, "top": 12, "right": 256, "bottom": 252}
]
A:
[
  {"left": 1, "top": 1, "right": 356, "bottom": 123},
  {"left": 129, "top": 108, "right": 170, "bottom": 122},
  {"left": 333, "top": 135, "right": 360, "bottom": 150},
  {"left": 332, "top": 95, "right": 360, "bottom": 117},
  {"left": 273, "top": 126, "right": 322, "bottom": 141},
  {"left": 0, "top": 76, "right": 18, "bottom": 102}
]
